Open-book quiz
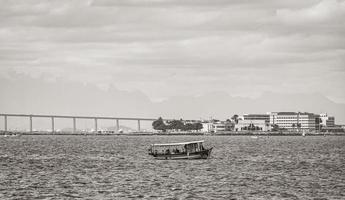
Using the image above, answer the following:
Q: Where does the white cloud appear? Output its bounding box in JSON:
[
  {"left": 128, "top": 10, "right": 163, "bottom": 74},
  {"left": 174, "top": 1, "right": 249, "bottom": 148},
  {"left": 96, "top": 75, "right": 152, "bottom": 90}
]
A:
[{"left": 276, "top": 0, "right": 345, "bottom": 24}]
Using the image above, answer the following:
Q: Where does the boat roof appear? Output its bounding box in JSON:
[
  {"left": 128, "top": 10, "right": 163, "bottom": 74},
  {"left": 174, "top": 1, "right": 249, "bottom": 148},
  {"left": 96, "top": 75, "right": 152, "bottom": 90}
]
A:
[{"left": 152, "top": 140, "right": 204, "bottom": 146}]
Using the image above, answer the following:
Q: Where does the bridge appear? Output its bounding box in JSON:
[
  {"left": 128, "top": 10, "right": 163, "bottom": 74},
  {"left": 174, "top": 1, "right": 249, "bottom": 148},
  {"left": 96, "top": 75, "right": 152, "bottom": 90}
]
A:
[{"left": 0, "top": 113, "right": 165, "bottom": 134}]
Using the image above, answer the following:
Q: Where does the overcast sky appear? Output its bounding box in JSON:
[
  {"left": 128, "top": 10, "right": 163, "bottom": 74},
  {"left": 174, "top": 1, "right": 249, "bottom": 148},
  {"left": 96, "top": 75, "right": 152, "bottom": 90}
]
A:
[{"left": 0, "top": 0, "right": 344, "bottom": 103}]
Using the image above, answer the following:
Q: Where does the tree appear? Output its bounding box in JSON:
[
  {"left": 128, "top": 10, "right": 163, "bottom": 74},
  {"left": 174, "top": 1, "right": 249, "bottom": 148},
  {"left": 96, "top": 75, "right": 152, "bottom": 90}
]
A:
[
  {"left": 152, "top": 117, "right": 166, "bottom": 132},
  {"left": 153, "top": 118, "right": 203, "bottom": 132},
  {"left": 231, "top": 114, "right": 239, "bottom": 124},
  {"left": 166, "top": 120, "right": 184, "bottom": 131},
  {"left": 194, "top": 123, "right": 203, "bottom": 131},
  {"left": 184, "top": 123, "right": 194, "bottom": 131},
  {"left": 248, "top": 123, "right": 255, "bottom": 131},
  {"left": 292, "top": 123, "right": 296, "bottom": 131},
  {"left": 271, "top": 124, "right": 279, "bottom": 131}
]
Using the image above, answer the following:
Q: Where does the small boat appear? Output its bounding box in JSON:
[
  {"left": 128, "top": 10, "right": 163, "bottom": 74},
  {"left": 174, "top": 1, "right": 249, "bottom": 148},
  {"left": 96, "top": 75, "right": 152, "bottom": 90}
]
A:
[
  {"left": 148, "top": 140, "right": 213, "bottom": 160},
  {"left": 3, "top": 132, "right": 22, "bottom": 137}
]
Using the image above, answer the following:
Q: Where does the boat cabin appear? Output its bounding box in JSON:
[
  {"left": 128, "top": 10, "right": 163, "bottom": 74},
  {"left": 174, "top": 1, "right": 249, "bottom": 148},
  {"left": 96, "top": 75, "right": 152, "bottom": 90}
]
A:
[{"left": 148, "top": 140, "right": 212, "bottom": 160}]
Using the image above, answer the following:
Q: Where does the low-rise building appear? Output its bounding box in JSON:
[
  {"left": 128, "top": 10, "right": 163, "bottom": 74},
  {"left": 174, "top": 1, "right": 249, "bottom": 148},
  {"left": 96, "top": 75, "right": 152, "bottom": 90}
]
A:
[
  {"left": 201, "top": 122, "right": 213, "bottom": 133},
  {"left": 269, "top": 112, "right": 317, "bottom": 130},
  {"left": 212, "top": 123, "right": 226, "bottom": 133},
  {"left": 235, "top": 119, "right": 270, "bottom": 131},
  {"left": 201, "top": 120, "right": 233, "bottom": 133},
  {"left": 243, "top": 114, "right": 270, "bottom": 123}
]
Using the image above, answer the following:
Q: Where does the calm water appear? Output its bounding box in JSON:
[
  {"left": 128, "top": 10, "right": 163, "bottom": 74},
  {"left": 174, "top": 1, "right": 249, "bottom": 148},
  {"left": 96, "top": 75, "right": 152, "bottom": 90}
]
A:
[{"left": 0, "top": 135, "right": 344, "bottom": 200}]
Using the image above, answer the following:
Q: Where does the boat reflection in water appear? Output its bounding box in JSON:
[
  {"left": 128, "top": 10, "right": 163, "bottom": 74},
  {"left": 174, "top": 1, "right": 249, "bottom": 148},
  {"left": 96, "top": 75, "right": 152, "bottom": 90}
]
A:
[{"left": 148, "top": 140, "right": 213, "bottom": 160}]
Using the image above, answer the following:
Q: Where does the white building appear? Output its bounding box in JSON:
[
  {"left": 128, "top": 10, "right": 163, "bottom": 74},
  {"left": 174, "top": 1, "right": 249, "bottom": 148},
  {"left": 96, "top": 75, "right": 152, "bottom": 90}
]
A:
[
  {"left": 243, "top": 114, "right": 270, "bottom": 124},
  {"left": 235, "top": 119, "right": 270, "bottom": 131},
  {"left": 212, "top": 123, "right": 226, "bottom": 133},
  {"left": 319, "top": 113, "right": 335, "bottom": 127},
  {"left": 269, "top": 112, "right": 317, "bottom": 130},
  {"left": 201, "top": 122, "right": 213, "bottom": 133},
  {"left": 201, "top": 121, "right": 232, "bottom": 133}
]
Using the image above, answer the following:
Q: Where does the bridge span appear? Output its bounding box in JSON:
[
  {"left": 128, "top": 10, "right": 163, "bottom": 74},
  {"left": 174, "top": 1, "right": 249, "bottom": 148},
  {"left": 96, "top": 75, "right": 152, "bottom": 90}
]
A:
[{"left": 0, "top": 113, "right": 169, "bottom": 134}]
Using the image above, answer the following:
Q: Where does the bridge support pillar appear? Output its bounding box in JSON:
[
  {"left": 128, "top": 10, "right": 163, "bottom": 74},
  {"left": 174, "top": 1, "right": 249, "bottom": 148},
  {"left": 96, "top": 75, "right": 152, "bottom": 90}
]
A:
[
  {"left": 94, "top": 118, "right": 98, "bottom": 133},
  {"left": 29, "top": 115, "right": 33, "bottom": 133},
  {"left": 137, "top": 119, "right": 141, "bottom": 132},
  {"left": 51, "top": 117, "right": 55, "bottom": 134},
  {"left": 73, "top": 117, "right": 76, "bottom": 133},
  {"left": 116, "top": 119, "right": 119, "bottom": 132},
  {"left": 4, "top": 115, "right": 7, "bottom": 133}
]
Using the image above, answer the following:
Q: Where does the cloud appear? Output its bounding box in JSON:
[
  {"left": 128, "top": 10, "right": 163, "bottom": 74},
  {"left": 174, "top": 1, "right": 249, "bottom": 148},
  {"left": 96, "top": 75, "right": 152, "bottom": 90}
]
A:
[
  {"left": 276, "top": 0, "right": 345, "bottom": 24},
  {"left": 0, "top": 0, "right": 344, "bottom": 104},
  {"left": 1, "top": 73, "right": 345, "bottom": 123}
]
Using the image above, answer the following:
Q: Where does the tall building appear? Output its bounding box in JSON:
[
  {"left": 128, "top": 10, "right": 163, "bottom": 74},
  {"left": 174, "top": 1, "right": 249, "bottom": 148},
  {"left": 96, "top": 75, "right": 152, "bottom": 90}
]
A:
[{"left": 269, "top": 112, "right": 317, "bottom": 130}]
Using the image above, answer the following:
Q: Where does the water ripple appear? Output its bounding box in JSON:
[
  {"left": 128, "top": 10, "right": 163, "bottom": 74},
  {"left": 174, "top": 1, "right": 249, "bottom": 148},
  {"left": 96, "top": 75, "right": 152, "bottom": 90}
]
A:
[{"left": 0, "top": 135, "right": 344, "bottom": 199}]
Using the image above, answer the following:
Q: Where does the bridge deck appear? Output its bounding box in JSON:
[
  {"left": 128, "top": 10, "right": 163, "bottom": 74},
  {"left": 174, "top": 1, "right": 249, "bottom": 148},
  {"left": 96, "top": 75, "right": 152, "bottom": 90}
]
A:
[{"left": 0, "top": 113, "right": 159, "bottom": 121}]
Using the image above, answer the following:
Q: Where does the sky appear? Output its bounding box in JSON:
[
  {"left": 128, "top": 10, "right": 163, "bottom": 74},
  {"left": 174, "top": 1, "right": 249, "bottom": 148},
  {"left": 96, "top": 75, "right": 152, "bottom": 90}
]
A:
[{"left": 0, "top": 0, "right": 345, "bottom": 103}]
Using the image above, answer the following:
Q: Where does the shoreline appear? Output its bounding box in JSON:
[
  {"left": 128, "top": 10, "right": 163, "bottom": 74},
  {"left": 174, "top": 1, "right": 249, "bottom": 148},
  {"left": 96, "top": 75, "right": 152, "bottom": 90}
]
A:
[{"left": 1, "top": 131, "right": 344, "bottom": 136}]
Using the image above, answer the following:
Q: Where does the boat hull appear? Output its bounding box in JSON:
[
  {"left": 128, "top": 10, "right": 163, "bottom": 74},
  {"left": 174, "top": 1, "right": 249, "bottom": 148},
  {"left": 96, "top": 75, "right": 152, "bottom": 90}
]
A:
[{"left": 150, "top": 148, "right": 213, "bottom": 160}]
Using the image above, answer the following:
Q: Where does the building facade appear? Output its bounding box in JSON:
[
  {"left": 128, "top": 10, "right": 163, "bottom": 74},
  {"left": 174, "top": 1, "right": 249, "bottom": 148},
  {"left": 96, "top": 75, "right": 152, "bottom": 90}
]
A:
[
  {"left": 319, "top": 113, "right": 335, "bottom": 127},
  {"left": 201, "top": 122, "right": 213, "bottom": 133},
  {"left": 243, "top": 114, "right": 270, "bottom": 123},
  {"left": 201, "top": 120, "right": 233, "bottom": 133},
  {"left": 269, "top": 112, "right": 317, "bottom": 130},
  {"left": 235, "top": 119, "right": 270, "bottom": 131}
]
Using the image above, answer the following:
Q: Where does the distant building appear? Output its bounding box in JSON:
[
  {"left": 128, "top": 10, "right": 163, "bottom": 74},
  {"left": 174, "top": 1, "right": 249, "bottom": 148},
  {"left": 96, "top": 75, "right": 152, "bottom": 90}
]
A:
[
  {"left": 212, "top": 122, "right": 226, "bottom": 133},
  {"left": 269, "top": 112, "right": 317, "bottom": 130},
  {"left": 235, "top": 119, "right": 270, "bottom": 131},
  {"left": 243, "top": 114, "right": 270, "bottom": 123},
  {"left": 201, "top": 120, "right": 233, "bottom": 133},
  {"left": 319, "top": 113, "right": 335, "bottom": 127},
  {"left": 201, "top": 122, "right": 213, "bottom": 133}
]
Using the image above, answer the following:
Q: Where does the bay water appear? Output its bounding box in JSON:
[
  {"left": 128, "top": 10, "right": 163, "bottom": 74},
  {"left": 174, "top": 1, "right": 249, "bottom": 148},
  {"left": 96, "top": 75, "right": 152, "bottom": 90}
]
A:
[{"left": 0, "top": 135, "right": 344, "bottom": 199}]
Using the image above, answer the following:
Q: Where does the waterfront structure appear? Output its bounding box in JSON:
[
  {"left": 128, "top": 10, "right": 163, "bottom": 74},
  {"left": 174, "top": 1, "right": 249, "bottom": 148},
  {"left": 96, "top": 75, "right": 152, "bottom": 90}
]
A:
[
  {"left": 319, "top": 113, "right": 335, "bottom": 127},
  {"left": 269, "top": 112, "right": 317, "bottom": 130},
  {"left": 243, "top": 114, "right": 270, "bottom": 123},
  {"left": 200, "top": 121, "right": 226, "bottom": 133},
  {"left": 201, "top": 122, "right": 213, "bottom": 133},
  {"left": 235, "top": 119, "right": 270, "bottom": 131},
  {"left": 212, "top": 122, "right": 226, "bottom": 133},
  {"left": 200, "top": 120, "right": 233, "bottom": 133}
]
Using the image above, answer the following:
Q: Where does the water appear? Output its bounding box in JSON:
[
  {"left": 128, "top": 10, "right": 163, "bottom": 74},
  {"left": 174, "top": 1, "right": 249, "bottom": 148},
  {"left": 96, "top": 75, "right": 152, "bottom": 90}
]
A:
[{"left": 0, "top": 135, "right": 344, "bottom": 199}]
